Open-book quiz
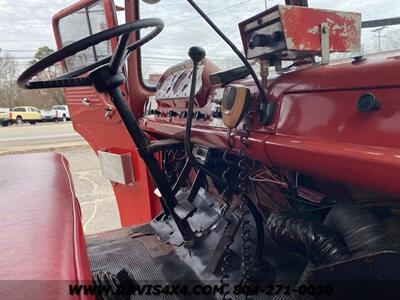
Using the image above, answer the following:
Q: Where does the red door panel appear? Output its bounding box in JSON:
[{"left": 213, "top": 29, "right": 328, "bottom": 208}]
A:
[{"left": 53, "top": 0, "right": 162, "bottom": 226}]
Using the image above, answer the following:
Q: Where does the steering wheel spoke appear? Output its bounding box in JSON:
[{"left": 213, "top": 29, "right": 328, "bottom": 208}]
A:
[
  {"left": 27, "top": 77, "right": 92, "bottom": 89},
  {"left": 109, "top": 33, "right": 131, "bottom": 75}
]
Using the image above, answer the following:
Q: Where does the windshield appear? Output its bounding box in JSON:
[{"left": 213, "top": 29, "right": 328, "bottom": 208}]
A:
[
  {"left": 138, "top": 0, "right": 275, "bottom": 85},
  {"left": 136, "top": 0, "right": 400, "bottom": 85}
]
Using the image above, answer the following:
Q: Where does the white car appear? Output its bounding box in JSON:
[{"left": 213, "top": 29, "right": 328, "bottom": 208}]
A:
[
  {"left": 51, "top": 105, "right": 70, "bottom": 122},
  {"left": 40, "top": 109, "right": 58, "bottom": 122}
]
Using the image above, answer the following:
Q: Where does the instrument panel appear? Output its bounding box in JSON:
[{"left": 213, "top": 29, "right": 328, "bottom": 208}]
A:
[
  {"left": 143, "top": 58, "right": 230, "bottom": 128},
  {"left": 155, "top": 60, "right": 205, "bottom": 100},
  {"left": 144, "top": 86, "right": 227, "bottom": 129}
]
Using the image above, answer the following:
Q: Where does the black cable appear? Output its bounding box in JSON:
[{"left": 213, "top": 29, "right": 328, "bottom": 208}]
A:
[
  {"left": 244, "top": 199, "right": 265, "bottom": 261},
  {"left": 254, "top": 182, "right": 288, "bottom": 210},
  {"left": 186, "top": 0, "right": 274, "bottom": 125},
  {"left": 251, "top": 182, "right": 269, "bottom": 222},
  {"left": 284, "top": 193, "right": 326, "bottom": 207},
  {"left": 255, "top": 182, "right": 334, "bottom": 213}
]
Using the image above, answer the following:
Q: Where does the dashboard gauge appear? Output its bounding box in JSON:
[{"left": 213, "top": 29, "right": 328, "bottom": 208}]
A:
[{"left": 155, "top": 60, "right": 204, "bottom": 100}]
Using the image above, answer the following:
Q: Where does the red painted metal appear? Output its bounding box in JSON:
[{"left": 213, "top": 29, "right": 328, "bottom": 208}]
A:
[
  {"left": 239, "top": 5, "right": 361, "bottom": 60},
  {"left": 52, "top": 0, "right": 400, "bottom": 230},
  {"left": 265, "top": 135, "right": 400, "bottom": 197},
  {"left": 124, "top": 0, "right": 153, "bottom": 118},
  {"left": 53, "top": 0, "right": 161, "bottom": 227},
  {"left": 279, "top": 5, "right": 361, "bottom": 52},
  {"left": 141, "top": 50, "right": 400, "bottom": 197}
]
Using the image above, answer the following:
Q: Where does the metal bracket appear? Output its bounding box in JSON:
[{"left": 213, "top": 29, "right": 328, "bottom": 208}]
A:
[
  {"left": 275, "top": 60, "right": 283, "bottom": 73},
  {"left": 98, "top": 150, "right": 135, "bottom": 185},
  {"left": 320, "top": 22, "right": 330, "bottom": 65},
  {"left": 104, "top": 106, "right": 114, "bottom": 119},
  {"left": 82, "top": 97, "right": 91, "bottom": 106}
]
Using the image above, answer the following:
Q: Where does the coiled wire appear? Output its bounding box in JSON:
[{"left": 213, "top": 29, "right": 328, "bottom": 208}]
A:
[
  {"left": 220, "top": 113, "right": 259, "bottom": 300},
  {"left": 238, "top": 115, "right": 255, "bottom": 293}
]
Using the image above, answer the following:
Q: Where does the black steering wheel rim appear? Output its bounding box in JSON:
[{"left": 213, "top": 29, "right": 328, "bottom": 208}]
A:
[{"left": 17, "top": 18, "right": 164, "bottom": 90}]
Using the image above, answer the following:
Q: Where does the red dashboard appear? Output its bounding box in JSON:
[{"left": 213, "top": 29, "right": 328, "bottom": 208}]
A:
[{"left": 140, "top": 50, "right": 400, "bottom": 197}]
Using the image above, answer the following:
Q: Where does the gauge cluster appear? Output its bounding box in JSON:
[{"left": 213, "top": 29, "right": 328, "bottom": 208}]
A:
[
  {"left": 143, "top": 58, "right": 224, "bottom": 124},
  {"left": 141, "top": 57, "right": 264, "bottom": 135},
  {"left": 155, "top": 60, "right": 204, "bottom": 100},
  {"left": 144, "top": 86, "right": 226, "bottom": 128}
]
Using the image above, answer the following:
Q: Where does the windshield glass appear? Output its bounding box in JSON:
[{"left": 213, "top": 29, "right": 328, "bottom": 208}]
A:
[
  {"left": 138, "top": 0, "right": 275, "bottom": 85},
  {"left": 138, "top": 0, "right": 400, "bottom": 85}
]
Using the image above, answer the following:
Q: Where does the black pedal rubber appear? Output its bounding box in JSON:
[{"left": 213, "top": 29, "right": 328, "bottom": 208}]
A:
[{"left": 174, "top": 200, "right": 196, "bottom": 220}]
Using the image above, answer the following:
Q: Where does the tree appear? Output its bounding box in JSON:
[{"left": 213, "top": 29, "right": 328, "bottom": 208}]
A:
[
  {"left": 0, "top": 49, "right": 18, "bottom": 107},
  {"left": 30, "top": 46, "right": 59, "bottom": 79},
  {"left": 28, "top": 46, "right": 66, "bottom": 106},
  {"left": 0, "top": 46, "right": 66, "bottom": 108},
  {"left": 31, "top": 46, "right": 54, "bottom": 63}
]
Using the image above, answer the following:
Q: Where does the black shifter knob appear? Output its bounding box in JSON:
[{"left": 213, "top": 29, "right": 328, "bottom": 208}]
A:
[{"left": 188, "top": 46, "right": 206, "bottom": 63}]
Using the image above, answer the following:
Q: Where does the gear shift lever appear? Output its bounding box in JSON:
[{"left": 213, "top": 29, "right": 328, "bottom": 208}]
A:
[
  {"left": 184, "top": 47, "right": 227, "bottom": 184},
  {"left": 188, "top": 46, "right": 206, "bottom": 64}
]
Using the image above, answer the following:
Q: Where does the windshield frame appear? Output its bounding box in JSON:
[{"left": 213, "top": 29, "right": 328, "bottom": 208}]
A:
[{"left": 135, "top": 0, "right": 157, "bottom": 91}]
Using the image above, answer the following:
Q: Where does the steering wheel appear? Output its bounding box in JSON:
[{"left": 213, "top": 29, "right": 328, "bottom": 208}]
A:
[{"left": 17, "top": 18, "right": 164, "bottom": 90}]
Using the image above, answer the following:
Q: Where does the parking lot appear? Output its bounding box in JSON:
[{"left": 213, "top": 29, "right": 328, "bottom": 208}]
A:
[{"left": 0, "top": 122, "right": 121, "bottom": 234}]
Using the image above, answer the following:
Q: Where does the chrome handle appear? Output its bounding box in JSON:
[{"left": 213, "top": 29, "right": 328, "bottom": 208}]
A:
[
  {"left": 82, "top": 98, "right": 91, "bottom": 106},
  {"left": 105, "top": 106, "right": 114, "bottom": 119}
]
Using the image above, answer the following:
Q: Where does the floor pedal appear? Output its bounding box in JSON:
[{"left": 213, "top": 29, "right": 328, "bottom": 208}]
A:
[
  {"left": 174, "top": 200, "right": 196, "bottom": 220},
  {"left": 206, "top": 214, "right": 240, "bottom": 273}
]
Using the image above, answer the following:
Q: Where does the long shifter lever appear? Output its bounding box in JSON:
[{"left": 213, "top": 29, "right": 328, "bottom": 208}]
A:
[{"left": 184, "top": 47, "right": 227, "bottom": 183}]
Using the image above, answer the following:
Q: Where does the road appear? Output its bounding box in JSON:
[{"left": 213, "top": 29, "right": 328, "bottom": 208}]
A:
[
  {"left": 59, "top": 146, "right": 121, "bottom": 234},
  {"left": 0, "top": 122, "right": 84, "bottom": 153},
  {"left": 0, "top": 122, "right": 120, "bottom": 234}
]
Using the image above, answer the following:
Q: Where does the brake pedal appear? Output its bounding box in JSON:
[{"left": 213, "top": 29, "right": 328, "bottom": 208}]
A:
[{"left": 174, "top": 200, "right": 197, "bottom": 220}]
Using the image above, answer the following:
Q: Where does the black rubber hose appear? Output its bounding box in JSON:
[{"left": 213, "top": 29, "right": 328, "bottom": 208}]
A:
[
  {"left": 266, "top": 211, "right": 350, "bottom": 266},
  {"left": 324, "top": 203, "right": 396, "bottom": 256}
]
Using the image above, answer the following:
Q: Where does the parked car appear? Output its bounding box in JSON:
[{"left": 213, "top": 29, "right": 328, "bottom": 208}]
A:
[
  {"left": 40, "top": 109, "right": 58, "bottom": 122},
  {"left": 0, "top": 107, "right": 11, "bottom": 126},
  {"left": 52, "top": 105, "right": 70, "bottom": 122},
  {"left": 10, "top": 106, "right": 42, "bottom": 125}
]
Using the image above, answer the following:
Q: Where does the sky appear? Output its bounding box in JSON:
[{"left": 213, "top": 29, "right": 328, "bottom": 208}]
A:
[{"left": 1, "top": 0, "right": 399, "bottom": 75}]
